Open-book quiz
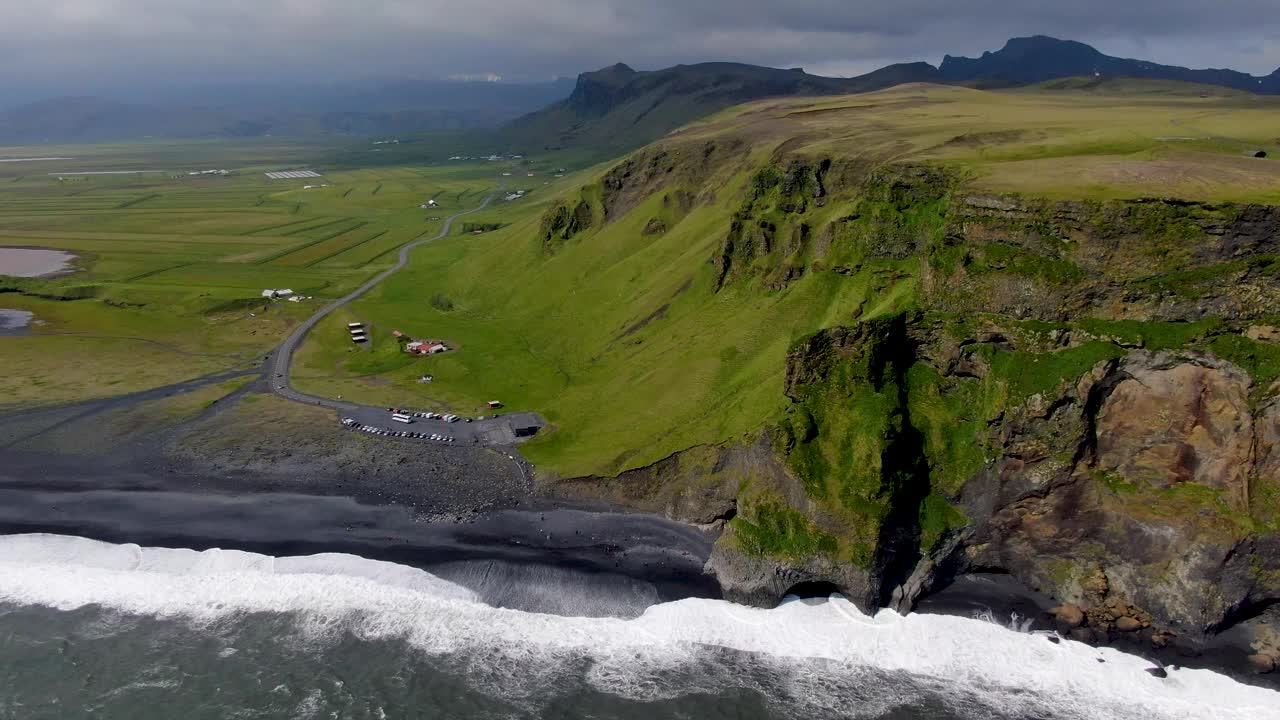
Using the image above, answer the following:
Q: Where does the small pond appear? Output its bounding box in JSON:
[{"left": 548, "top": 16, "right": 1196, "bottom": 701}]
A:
[
  {"left": 0, "top": 247, "right": 77, "bottom": 277},
  {"left": 0, "top": 309, "right": 35, "bottom": 336}
]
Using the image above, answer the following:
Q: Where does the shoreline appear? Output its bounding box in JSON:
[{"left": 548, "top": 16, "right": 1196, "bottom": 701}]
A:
[
  {"left": 0, "top": 386, "right": 1276, "bottom": 690},
  {"left": 0, "top": 455, "right": 1275, "bottom": 690},
  {"left": 0, "top": 457, "right": 721, "bottom": 616},
  {"left": 3, "top": 480, "right": 1278, "bottom": 690}
]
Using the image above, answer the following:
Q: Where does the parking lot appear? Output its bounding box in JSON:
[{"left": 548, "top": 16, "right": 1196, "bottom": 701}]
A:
[{"left": 339, "top": 406, "right": 544, "bottom": 446}]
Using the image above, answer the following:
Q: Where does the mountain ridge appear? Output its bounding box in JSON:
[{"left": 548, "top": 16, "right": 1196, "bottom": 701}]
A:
[
  {"left": 497, "top": 37, "right": 1280, "bottom": 158},
  {"left": 7, "top": 36, "right": 1280, "bottom": 145},
  {"left": 939, "top": 35, "right": 1280, "bottom": 92},
  {"left": 500, "top": 60, "right": 940, "bottom": 157}
]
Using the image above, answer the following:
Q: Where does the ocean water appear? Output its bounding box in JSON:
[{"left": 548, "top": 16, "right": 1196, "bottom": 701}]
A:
[{"left": 0, "top": 535, "right": 1277, "bottom": 720}]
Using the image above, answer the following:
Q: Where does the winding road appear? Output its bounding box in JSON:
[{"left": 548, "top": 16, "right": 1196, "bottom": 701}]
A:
[
  {"left": 263, "top": 186, "right": 541, "bottom": 448},
  {"left": 267, "top": 189, "right": 497, "bottom": 405}
]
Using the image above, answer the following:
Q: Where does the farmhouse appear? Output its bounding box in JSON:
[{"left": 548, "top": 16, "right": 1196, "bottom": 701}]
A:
[
  {"left": 261, "top": 288, "right": 294, "bottom": 299},
  {"left": 404, "top": 339, "right": 450, "bottom": 355}
]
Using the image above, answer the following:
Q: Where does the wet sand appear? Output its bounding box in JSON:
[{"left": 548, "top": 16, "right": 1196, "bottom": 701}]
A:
[{"left": 0, "top": 247, "right": 77, "bottom": 277}]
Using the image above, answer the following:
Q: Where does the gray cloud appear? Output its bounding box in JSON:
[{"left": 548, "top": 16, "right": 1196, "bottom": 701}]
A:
[{"left": 2, "top": 0, "right": 1278, "bottom": 100}]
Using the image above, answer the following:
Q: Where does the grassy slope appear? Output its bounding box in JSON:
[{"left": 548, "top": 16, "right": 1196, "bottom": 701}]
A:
[
  {"left": 299, "top": 82, "right": 1280, "bottom": 482},
  {"left": 303, "top": 167, "right": 892, "bottom": 476}
]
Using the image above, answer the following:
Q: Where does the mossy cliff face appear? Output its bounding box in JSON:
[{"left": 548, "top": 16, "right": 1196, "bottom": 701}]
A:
[
  {"left": 547, "top": 142, "right": 1280, "bottom": 653},
  {"left": 928, "top": 194, "right": 1280, "bottom": 323},
  {"left": 539, "top": 140, "right": 743, "bottom": 254}
]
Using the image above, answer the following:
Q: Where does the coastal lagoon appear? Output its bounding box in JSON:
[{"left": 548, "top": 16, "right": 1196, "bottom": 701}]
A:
[{"left": 0, "top": 247, "right": 76, "bottom": 277}]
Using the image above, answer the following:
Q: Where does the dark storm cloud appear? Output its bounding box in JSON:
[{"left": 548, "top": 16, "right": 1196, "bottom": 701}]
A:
[{"left": 2, "top": 0, "right": 1278, "bottom": 96}]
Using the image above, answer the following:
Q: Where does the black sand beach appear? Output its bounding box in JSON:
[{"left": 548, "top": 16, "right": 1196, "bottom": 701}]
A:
[{"left": 0, "top": 380, "right": 1276, "bottom": 692}]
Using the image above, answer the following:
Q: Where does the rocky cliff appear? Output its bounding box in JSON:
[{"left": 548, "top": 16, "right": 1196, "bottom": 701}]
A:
[{"left": 547, "top": 143, "right": 1280, "bottom": 671}]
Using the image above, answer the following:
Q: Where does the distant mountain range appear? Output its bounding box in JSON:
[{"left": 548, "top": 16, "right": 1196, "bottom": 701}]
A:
[
  {"left": 498, "top": 61, "right": 938, "bottom": 156},
  {"left": 4, "top": 36, "right": 1278, "bottom": 146},
  {"left": 495, "top": 36, "right": 1279, "bottom": 158},
  {"left": 939, "top": 36, "right": 1280, "bottom": 92}
]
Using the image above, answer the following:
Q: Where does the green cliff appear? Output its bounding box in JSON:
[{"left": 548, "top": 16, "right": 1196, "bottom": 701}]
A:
[{"left": 367, "top": 84, "right": 1280, "bottom": 664}]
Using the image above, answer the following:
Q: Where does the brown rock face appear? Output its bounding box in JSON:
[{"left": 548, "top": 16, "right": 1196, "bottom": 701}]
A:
[
  {"left": 1050, "top": 604, "right": 1086, "bottom": 628},
  {"left": 1246, "top": 325, "right": 1280, "bottom": 344},
  {"left": 1257, "top": 399, "right": 1280, "bottom": 486},
  {"left": 1115, "top": 616, "right": 1143, "bottom": 633},
  {"left": 1096, "top": 355, "right": 1253, "bottom": 507},
  {"left": 1247, "top": 653, "right": 1278, "bottom": 674},
  {"left": 955, "top": 350, "right": 1279, "bottom": 639}
]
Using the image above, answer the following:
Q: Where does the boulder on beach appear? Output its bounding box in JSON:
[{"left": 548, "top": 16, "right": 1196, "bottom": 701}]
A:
[
  {"left": 1247, "top": 654, "right": 1277, "bottom": 674},
  {"left": 1050, "top": 604, "right": 1086, "bottom": 628},
  {"left": 1116, "top": 616, "right": 1143, "bottom": 633}
]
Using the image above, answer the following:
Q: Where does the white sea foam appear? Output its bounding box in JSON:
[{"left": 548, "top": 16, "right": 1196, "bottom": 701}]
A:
[{"left": 0, "top": 534, "right": 1276, "bottom": 720}]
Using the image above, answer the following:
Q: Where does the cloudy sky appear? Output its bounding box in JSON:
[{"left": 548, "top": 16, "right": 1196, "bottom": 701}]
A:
[{"left": 4, "top": 0, "right": 1279, "bottom": 98}]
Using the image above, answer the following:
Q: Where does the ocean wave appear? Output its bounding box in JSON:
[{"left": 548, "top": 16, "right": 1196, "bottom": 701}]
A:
[{"left": 0, "top": 533, "right": 1276, "bottom": 720}]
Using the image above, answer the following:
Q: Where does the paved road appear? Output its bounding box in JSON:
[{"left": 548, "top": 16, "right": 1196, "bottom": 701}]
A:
[{"left": 264, "top": 188, "right": 544, "bottom": 447}]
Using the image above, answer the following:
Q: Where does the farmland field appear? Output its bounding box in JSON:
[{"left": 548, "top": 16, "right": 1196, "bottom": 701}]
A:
[{"left": 0, "top": 139, "right": 545, "bottom": 408}]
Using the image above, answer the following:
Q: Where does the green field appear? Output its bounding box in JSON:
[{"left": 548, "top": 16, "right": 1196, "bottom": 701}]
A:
[{"left": 0, "top": 140, "right": 519, "bottom": 408}]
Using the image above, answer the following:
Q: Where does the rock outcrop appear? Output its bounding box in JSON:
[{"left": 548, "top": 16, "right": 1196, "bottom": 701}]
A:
[
  {"left": 1095, "top": 354, "right": 1254, "bottom": 508},
  {"left": 956, "top": 349, "right": 1279, "bottom": 640}
]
